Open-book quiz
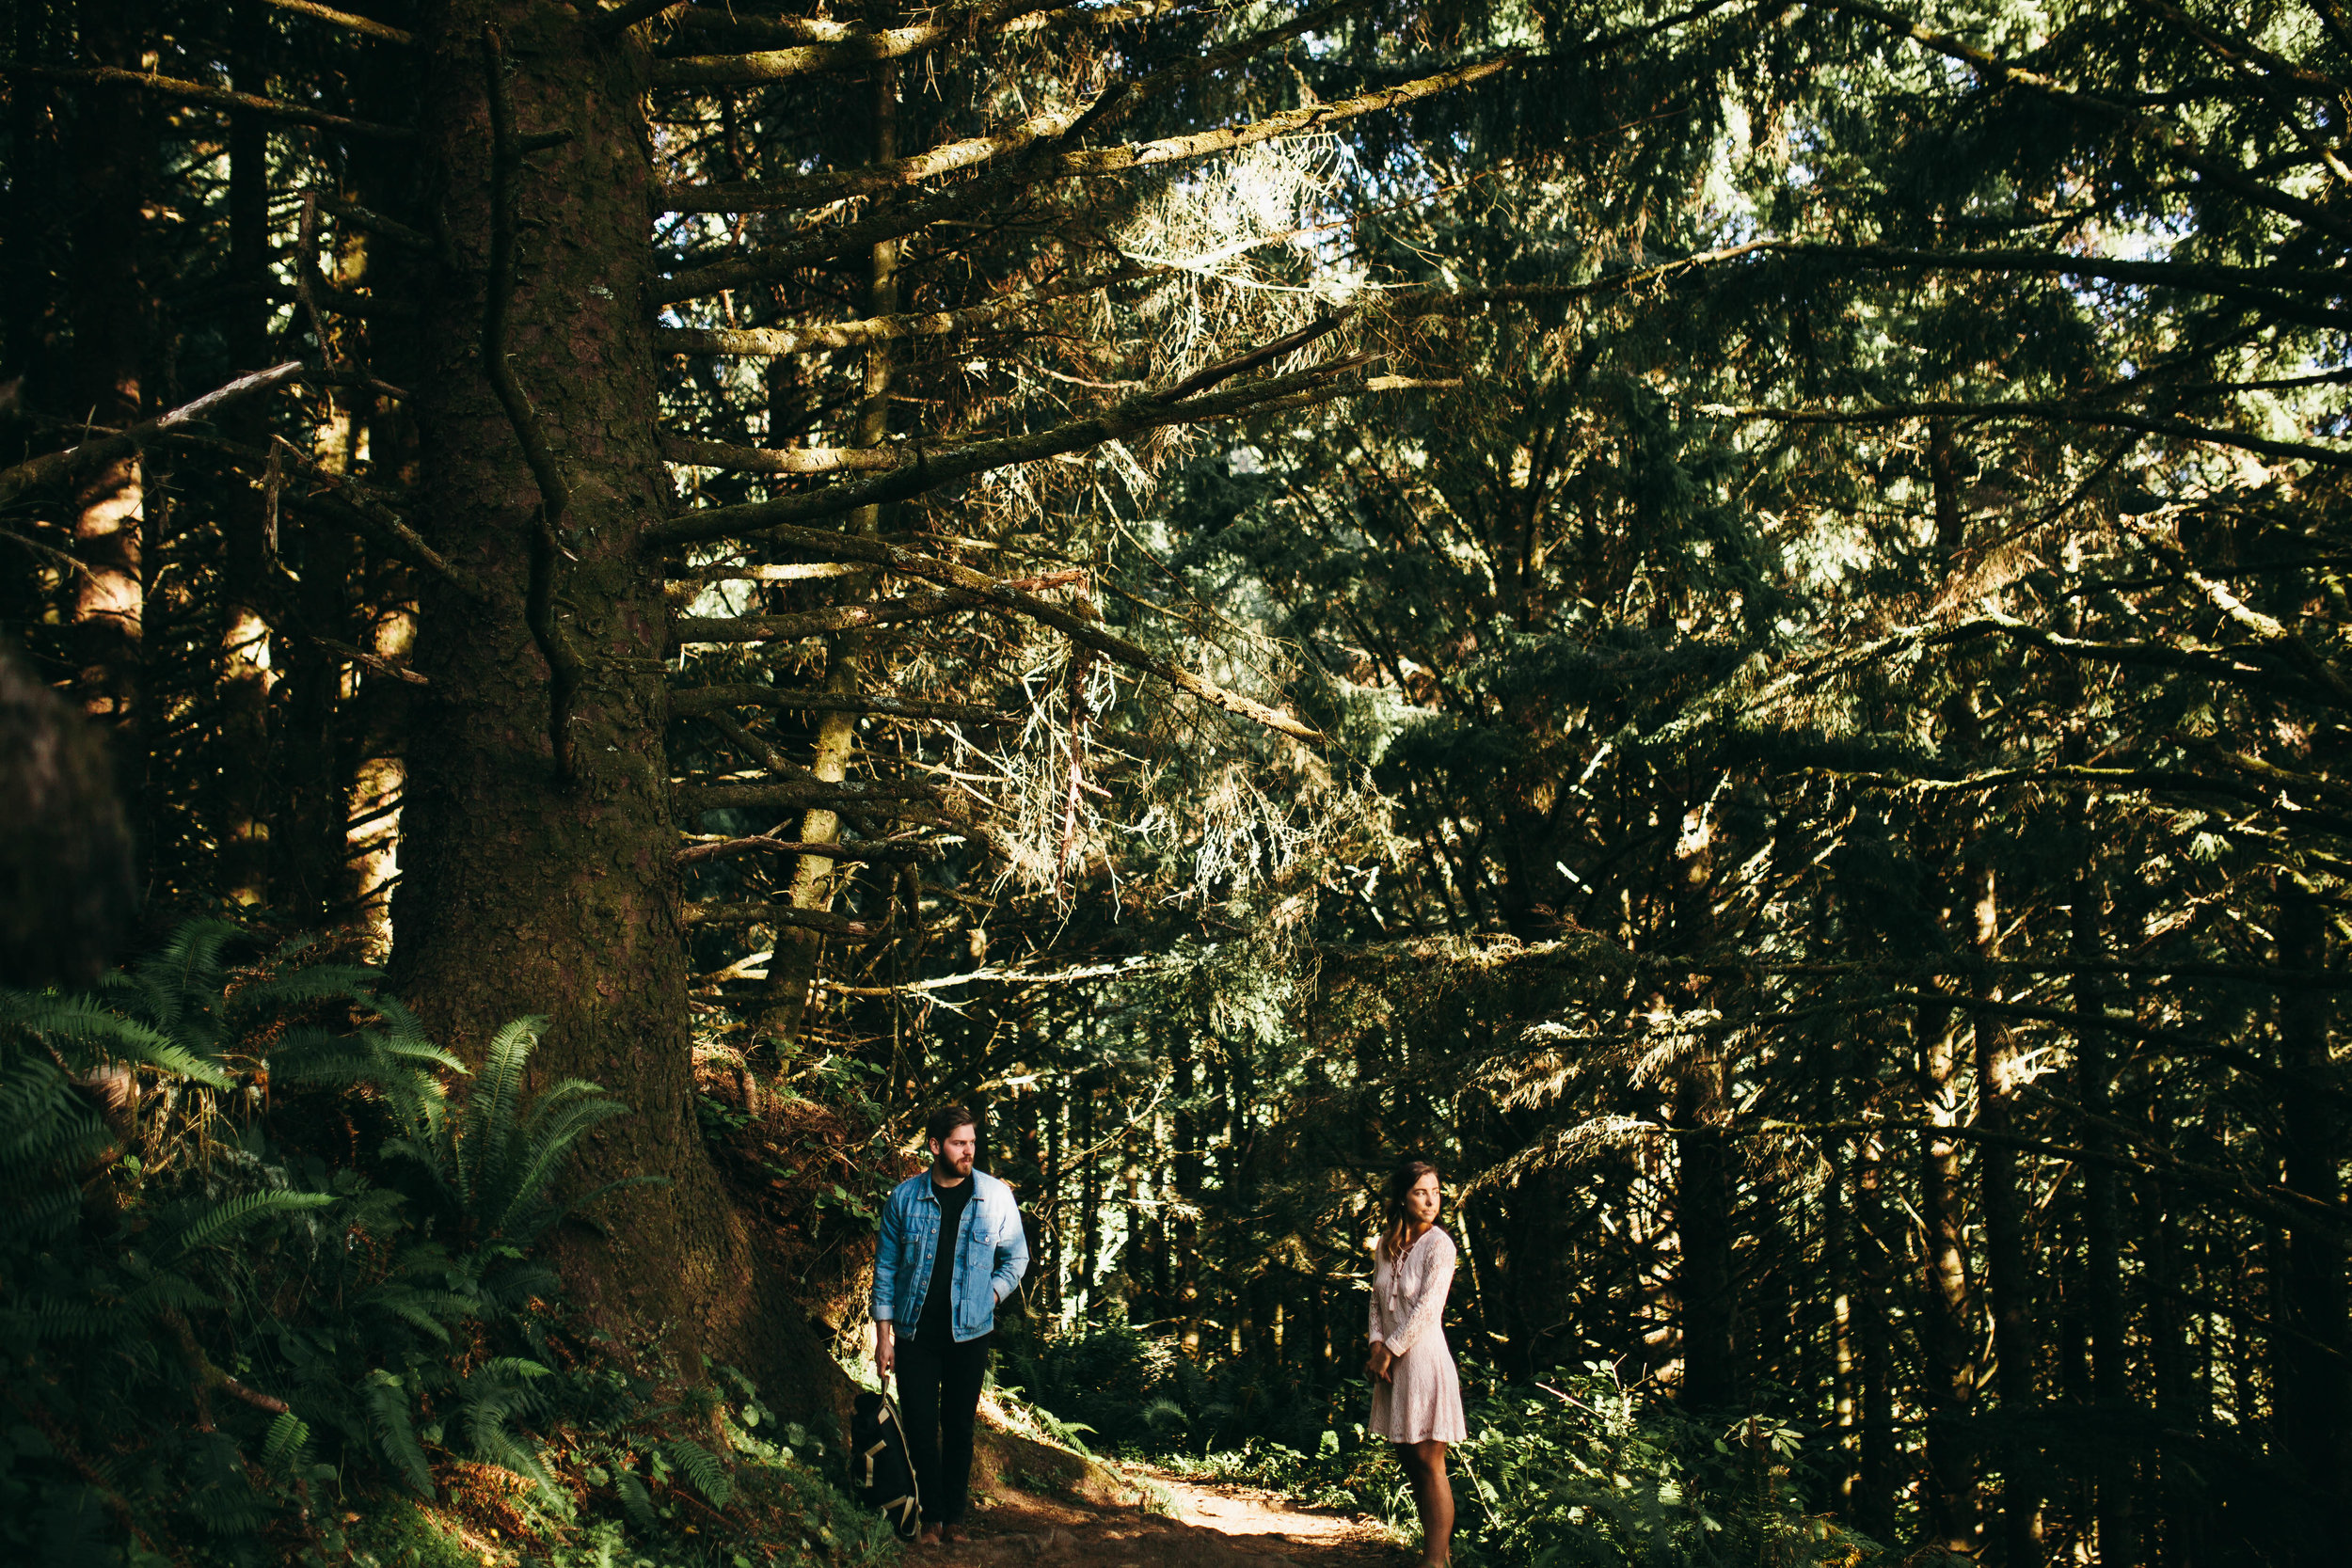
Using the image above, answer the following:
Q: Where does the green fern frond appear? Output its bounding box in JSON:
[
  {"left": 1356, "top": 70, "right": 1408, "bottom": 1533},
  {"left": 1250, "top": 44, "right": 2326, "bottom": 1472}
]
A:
[
  {"left": 467, "top": 1405, "right": 557, "bottom": 1493},
  {"left": 0, "top": 1056, "right": 111, "bottom": 1174},
  {"left": 661, "top": 1437, "right": 734, "bottom": 1510},
  {"left": 0, "top": 990, "right": 232, "bottom": 1085},
  {"left": 230, "top": 963, "right": 381, "bottom": 1010},
  {"left": 364, "top": 1370, "right": 436, "bottom": 1497},
  {"left": 359, "top": 1286, "right": 466, "bottom": 1344},
  {"left": 0, "top": 1185, "right": 87, "bottom": 1247},
  {"left": 259, "top": 1410, "right": 312, "bottom": 1475},
  {"left": 156, "top": 1190, "right": 335, "bottom": 1260},
  {"left": 460, "top": 1016, "right": 543, "bottom": 1212},
  {"left": 487, "top": 1088, "right": 632, "bottom": 1237},
  {"left": 614, "top": 1467, "right": 662, "bottom": 1538},
  {"left": 364, "top": 1029, "right": 464, "bottom": 1073}
]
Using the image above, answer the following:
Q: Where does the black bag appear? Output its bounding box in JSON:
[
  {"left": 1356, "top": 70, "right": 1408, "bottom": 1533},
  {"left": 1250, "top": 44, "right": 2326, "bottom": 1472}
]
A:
[{"left": 848, "top": 1388, "right": 921, "bottom": 1538}]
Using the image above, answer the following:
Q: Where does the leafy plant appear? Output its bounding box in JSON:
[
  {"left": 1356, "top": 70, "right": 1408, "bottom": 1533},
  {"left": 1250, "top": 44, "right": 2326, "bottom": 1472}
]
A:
[{"left": 0, "top": 924, "right": 650, "bottom": 1563}]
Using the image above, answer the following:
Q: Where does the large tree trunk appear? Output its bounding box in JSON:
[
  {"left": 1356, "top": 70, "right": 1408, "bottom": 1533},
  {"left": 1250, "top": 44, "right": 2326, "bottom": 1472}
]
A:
[{"left": 387, "top": 2, "right": 830, "bottom": 1417}]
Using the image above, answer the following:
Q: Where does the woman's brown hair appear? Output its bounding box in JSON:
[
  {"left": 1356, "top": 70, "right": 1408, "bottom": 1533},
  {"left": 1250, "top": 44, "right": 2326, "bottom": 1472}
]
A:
[{"left": 1381, "top": 1159, "right": 1440, "bottom": 1261}]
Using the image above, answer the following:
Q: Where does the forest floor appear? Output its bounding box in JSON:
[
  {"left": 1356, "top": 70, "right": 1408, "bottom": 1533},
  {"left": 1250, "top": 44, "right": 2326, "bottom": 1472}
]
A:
[{"left": 945, "top": 1460, "right": 1404, "bottom": 1568}]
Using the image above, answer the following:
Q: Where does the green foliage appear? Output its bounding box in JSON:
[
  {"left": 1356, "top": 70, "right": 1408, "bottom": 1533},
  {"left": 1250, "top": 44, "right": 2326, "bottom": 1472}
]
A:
[
  {"left": 0, "top": 920, "right": 873, "bottom": 1568},
  {"left": 1160, "top": 1366, "right": 1883, "bottom": 1568}
]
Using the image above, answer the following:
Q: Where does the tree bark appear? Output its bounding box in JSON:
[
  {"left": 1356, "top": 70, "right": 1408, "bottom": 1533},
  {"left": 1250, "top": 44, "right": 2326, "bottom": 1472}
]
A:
[
  {"left": 215, "top": 0, "right": 275, "bottom": 908},
  {"left": 387, "top": 2, "right": 830, "bottom": 1417},
  {"left": 65, "top": 0, "right": 151, "bottom": 808},
  {"left": 2273, "top": 882, "right": 2346, "bottom": 1513},
  {"left": 1918, "top": 988, "right": 1982, "bottom": 1555},
  {"left": 1974, "top": 861, "right": 2041, "bottom": 1565},
  {"left": 2074, "top": 881, "right": 2136, "bottom": 1563}
]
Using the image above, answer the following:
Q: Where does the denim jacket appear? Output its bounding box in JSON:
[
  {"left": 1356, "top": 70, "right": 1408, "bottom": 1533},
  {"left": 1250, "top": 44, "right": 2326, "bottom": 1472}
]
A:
[{"left": 871, "top": 1168, "right": 1027, "bottom": 1343}]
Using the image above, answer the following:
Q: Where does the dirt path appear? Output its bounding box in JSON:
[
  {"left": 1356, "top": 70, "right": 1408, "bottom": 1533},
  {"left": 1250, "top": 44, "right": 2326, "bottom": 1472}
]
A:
[{"left": 945, "top": 1463, "right": 1403, "bottom": 1568}]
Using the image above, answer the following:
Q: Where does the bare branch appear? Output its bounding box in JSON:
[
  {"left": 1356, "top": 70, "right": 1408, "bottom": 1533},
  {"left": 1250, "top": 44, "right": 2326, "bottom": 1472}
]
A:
[
  {"left": 590, "top": 0, "right": 690, "bottom": 38},
  {"left": 676, "top": 776, "right": 946, "bottom": 813},
  {"left": 683, "top": 901, "right": 882, "bottom": 937},
  {"left": 663, "top": 3, "right": 1359, "bottom": 205},
  {"left": 652, "top": 0, "right": 1080, "bottom": 85},
  {"left": 669, "top": 685, "right": 1016, "bottom": 724},
  {"left": 657, "top": 262, "right": 1152, "bottom": 356},
  {"left": 659, "top": 433, "right": 898, "bottom": 473},
  {"left": 0, "top": 361, "right": 308, "bottom": 509},
  {"left": 643, "top": 356, "right": 1371, "bottom": 551},
  {"left": 166, "top": 429, "right": 490, "bottom": 600},
  {"left": 675, "top": 835, "right": 943, "bottom": 865},
  {"left": 262, "top": 0, "right": 413, "bottom": 45},
  {"left": 1059, "top": 51, "right": 1521, "bottom": 177},
  {"left": 0, "top": 64, "right": 413, "bottom": 139},
  {"left": 673, "top": 588, "right": 971, "bottom": 643},
  {"left": 310, "top": 635, "right": 429, "bottom": 687}
]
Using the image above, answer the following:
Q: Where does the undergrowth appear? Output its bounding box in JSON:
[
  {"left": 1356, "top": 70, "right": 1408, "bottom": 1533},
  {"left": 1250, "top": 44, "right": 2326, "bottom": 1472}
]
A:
[
  {"left": 0, "top": 921, "right": 897, "bottom": 1568},
  {"left": 1032, "top": 1327, "right": 1883, "bottom": 1568}
]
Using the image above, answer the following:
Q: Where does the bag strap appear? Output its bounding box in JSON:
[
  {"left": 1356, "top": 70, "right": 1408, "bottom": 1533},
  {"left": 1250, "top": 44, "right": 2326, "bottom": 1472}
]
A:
[{"left": 880, "top": 1388, "right": 922, "bottom": 1513}]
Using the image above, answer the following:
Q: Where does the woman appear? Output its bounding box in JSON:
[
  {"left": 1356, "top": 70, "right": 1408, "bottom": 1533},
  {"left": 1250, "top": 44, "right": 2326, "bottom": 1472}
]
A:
[{"left": 1366, "top": 1159, "right": 1466, "bottom": 1568}]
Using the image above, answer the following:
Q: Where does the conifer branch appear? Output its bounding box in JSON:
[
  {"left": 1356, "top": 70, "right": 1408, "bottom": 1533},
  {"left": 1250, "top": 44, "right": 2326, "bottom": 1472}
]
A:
[
  {"left": 1706, "top": 399, "right": 2352, "bottom": 471},
  {"left": 662, "top": 3, "right": 1360, "bottom": 202},
  {"left": 1760, "top": 242, "right": 2352, "bottom": 333},
  {"left": 1805, "top": 0, "right": 2352, "bottom": 245}
]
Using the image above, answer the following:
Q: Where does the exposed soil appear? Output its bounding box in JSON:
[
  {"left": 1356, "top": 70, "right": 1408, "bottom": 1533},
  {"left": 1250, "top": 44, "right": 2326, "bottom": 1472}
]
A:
[{"left": 943, "top": 1438, "right": 1404, "bottom": 1568}]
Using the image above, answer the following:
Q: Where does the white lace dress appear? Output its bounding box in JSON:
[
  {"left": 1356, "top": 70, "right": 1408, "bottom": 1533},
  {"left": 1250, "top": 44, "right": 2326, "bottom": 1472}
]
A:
[{"left": 1367, "top": 1226, "right": 1467, "bottom": 1444}]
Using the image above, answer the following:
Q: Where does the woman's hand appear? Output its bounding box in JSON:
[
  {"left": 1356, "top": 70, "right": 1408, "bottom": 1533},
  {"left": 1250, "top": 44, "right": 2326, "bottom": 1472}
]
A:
[{"left": 1364, "top": 1345, "right": 1395, "bottom": 1383}]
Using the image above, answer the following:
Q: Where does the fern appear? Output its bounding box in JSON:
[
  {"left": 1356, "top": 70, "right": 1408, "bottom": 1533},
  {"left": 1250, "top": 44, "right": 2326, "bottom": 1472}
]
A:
[
  {"left": 153, "top": 1190, "right": 335, "bottom": 1261},
  {"left": 614, "top": 1467, "right": 663, "bottom": 1538},
  {"left": 458, "top": 1016, "right": 540, "bottom": 1212},
  {"left": 661, "top": 1437, "right": 734, "bottom": 1511},
  {"left": 0, "top": 989, "right": 233, "bottom": 1086},
  {"left": 364, "top": 1370, "right": 436, "bottom": 1498},
  {"left": 259, "top": 1411, "right": 311, "bottom": 1476}
]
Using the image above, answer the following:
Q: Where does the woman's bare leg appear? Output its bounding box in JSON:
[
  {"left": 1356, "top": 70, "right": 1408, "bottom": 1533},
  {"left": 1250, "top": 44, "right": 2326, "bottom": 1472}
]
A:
[{"left": 1392, "top": 1440, "right": 1453, "bottom": 1567}]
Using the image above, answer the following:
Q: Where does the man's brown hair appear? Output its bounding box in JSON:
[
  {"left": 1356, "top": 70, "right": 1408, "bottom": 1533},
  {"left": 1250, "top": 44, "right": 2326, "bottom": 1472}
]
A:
[{"left": 925, "top": 1104, "right": 978, "bottom": 1145}]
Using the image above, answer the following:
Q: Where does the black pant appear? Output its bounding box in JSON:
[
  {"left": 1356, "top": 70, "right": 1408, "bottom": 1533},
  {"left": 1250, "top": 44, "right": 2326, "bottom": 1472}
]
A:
[{"left": 896, "top": 1330, "right": 990, "bottom": 1525}]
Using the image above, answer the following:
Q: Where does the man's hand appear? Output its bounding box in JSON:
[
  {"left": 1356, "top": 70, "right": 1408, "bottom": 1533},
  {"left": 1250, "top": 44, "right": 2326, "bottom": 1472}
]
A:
[
  {"left": 1365, "top": 1345, "right": 1394, "bottom": 1383},
  {"left": 875, "top": 1322, "right": 895, "bottom": 1378}
]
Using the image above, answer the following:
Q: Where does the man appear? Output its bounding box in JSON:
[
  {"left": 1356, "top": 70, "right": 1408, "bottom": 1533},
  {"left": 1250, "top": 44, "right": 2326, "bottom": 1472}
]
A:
[{"left": 872, "top": 1105, "right": 1028, "bottom": 1546}]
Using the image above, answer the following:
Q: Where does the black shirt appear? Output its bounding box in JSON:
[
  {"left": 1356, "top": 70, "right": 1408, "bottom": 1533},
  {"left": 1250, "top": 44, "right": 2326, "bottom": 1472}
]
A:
[{"left": 916, "top": 1176, "right": 974, "bottom": 1340}]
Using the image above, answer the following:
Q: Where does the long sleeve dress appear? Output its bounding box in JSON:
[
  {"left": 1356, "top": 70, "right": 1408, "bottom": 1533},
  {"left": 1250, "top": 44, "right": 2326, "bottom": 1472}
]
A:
[{"left": 1367, "top": 1225, "right": 1467, "bottom": 1444}]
